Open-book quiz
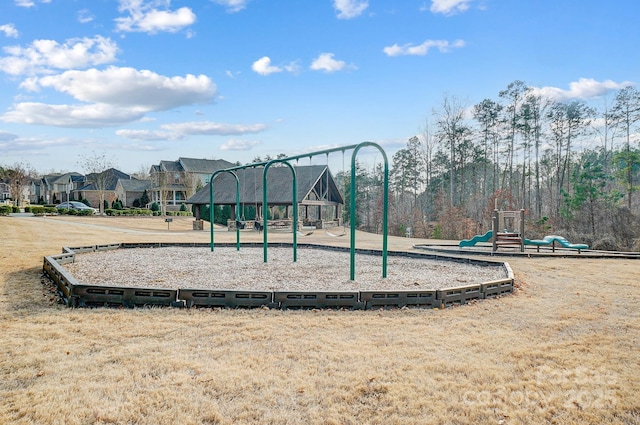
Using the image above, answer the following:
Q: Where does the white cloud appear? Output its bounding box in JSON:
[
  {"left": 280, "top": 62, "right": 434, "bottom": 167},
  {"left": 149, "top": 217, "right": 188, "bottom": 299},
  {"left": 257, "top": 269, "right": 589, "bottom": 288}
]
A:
[
  {"left": 211, "top": 0, "right": 250, "bottom": 13},
  {"left": 383, "top": 39, "right": 465, "bottom": 56},
  {"left": 115, "top": 0, "right": 196, "bottom": 34},
  {"left": 26, "top": 66, "right": 216, "bottom": 111},
  {"left": 333, "top": 0, "right": 369, "bottom": 19},
  {"left": 284, "top": 61, "right": 301, "bottom": 74},
  {"left": 0, "top": 102, "right": 147, "bottom": 128},
  {"left": 116, "top": 129, "right": 179, "bottom": 141},
  {"left": 220, "top": 139, "right": 262, "bottom": 151},
  {"left": 0, "top": 36, "right": 118, "bottom": 76},
  {"left": 77, "top": 9, "right": 95, "bottom": 24},
  {"left": 310, "top": 53, "right": 347, "bottom": 72},
  {"left": 430, "top": 0, "right": 472, "bottom": 15},
  {"left": 252, "top": 56, "right": 282, "bottom": 76},
  {"left": 0, "top": 135, "right": 90, "bottom": 156},
  {"left": 530, "top": 78, "right": 633, "bottom": 101},
  {"left": 115, "top": 121, "right": 267, "bottom": 142},
  {"left": 161, "top": 121, "right": 268, "bottom": 135},
  {"left": 0, "top": 24, "right": 19, "bottom": 38},
  {"left": 2, "top": 67, "right": 217, "bottom": 128},
  {"left": 14, "top": 0, "right": 50, "bottom": 7},
  {"left": 0, "top": 131, "right": 19, "bottom": 141}
]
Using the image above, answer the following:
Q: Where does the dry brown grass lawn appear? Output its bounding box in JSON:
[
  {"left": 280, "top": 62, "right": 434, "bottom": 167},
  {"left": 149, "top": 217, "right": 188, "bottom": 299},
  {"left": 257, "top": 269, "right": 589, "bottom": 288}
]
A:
[{"left": 1, "top": 215, "right": 638, "bottom": 424}]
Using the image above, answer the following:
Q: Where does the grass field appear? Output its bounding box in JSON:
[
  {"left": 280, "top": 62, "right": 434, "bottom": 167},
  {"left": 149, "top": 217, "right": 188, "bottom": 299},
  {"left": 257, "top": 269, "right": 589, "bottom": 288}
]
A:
[{"left": 1, "top": 215, "right": 638, "bottom": 424}]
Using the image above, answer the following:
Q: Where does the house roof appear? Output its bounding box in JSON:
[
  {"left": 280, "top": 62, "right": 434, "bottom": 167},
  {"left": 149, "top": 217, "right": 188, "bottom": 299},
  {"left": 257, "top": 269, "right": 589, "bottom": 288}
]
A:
[
  {"left": 179, "top": 157, "right": 235, "bottom": 174},
  {"left": 159, "top": 160, "right": 183, "bottom": 173},
  {"left": 153, "top": 157, "right": 235, "bottom": 175},
  {"left": 117, "top": 179, "right": 152, "bottom": 191},
  {"left": 42, "top": 172, "right": 84, "bottom": 185},
  {"left": 186, "top": 165, "right": 344, "bottom": 206},
  {"left": 77, "top": 168, "right": 133, "bottom": 191}
]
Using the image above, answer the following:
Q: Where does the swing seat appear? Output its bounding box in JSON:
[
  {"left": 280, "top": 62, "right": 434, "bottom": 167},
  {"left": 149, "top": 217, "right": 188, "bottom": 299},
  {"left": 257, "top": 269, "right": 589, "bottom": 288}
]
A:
[{"left": 235, "top": 220, "right": 246, "bottom": 230}]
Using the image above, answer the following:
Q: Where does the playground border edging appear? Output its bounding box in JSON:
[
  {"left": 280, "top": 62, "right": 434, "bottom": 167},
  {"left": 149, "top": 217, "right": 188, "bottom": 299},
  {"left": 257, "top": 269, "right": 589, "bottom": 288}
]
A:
[{"left": 43, "top": 243, "right": 515, "bottom": 310}]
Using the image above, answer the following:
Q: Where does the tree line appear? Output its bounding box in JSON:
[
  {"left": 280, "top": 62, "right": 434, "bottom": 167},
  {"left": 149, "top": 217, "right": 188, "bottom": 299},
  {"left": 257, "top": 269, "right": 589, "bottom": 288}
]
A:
[{"left": 342, "top": 81, "right": 640, "bottom": 250}]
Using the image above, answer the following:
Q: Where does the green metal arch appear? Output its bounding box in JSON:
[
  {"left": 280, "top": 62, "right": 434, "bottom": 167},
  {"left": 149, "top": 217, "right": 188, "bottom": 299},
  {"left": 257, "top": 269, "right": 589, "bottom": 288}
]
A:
[
  {"left": 349, "top": 142, "right": 389, "bottom": 280},
  {"left": 262, "top": 159, "right": 298, "bottom": 263},
  {"left": 209, "top": 169, "right": 241, "bottom": 251}
]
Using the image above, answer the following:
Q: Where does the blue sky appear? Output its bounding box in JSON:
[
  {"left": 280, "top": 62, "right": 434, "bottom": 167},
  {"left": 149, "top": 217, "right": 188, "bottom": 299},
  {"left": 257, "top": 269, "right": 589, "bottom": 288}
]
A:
[{"left": 0, "top": 0, "right": 638, "bottom": 175}]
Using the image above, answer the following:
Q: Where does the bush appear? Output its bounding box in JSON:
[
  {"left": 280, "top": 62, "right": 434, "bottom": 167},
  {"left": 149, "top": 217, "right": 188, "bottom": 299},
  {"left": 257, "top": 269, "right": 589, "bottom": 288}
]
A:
[
  {"left": 166, "top": 211, "right": 193, "bottom": 217},
  {"left": 592, "top": 237, "right": 619, "bottom": 251},
  {"left": 81, "top": 199, "right": 92, "bottom": 207},
  {"left": 12, "top": 206, "right": 20, "bottom": 213},
  {"left": 151, "top": 202, "right": 160, "bottom": 212},
  {"left": 180, "top": 203, "right": 188, "bottom": 212},
  {"left": 140, "top": 190, "right": 150, "bottom": 207},
  {"left": 28, "top": 206, "right": 47, "bottom": 215},
  {"left": 105, "top": 208, "right": 153, "bottom": 216},
  {"left": 0, "top": 205, "right": 11, "bottom": 215}
]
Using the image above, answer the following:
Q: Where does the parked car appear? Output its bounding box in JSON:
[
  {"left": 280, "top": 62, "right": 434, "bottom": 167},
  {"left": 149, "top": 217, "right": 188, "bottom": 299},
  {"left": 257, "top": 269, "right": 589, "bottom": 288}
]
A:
[{"left": 56, "top": 201, "right": 97, "bottom": 214}]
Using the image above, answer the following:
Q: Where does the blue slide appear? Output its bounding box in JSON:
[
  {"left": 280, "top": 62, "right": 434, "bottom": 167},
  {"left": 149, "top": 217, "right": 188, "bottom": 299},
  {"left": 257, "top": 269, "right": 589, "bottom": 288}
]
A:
[{"left": 459, "top": 230, "right": 493, "bottom": 247}]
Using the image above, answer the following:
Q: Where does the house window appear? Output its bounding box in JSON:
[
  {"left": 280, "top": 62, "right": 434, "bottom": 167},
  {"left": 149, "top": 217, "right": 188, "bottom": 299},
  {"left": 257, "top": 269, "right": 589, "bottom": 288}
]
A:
[{"left": 174, "top": 173, "right": 180, "bottom": 184}]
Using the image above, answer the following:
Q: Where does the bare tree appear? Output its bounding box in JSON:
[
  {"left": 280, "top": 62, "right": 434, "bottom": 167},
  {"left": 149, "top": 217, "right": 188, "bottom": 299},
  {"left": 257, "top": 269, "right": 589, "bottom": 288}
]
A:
[
  {"left": 1, "top": 162, "right": 35, "bottom": 207},
  {"left": 130, "top": 164, "right": 150, "bottom": 180},
  {"left": 433, "top": 95, "right": 471, "bottom": 207},
  {"left": 499, "top": 80, "right": 528, "bottom": 195},
  {"left": 611, "top": 86, "right": 640, "bottom": 208},
  {"left": 78, "top": 152, "right": 116, "bottom": 214},
  {"left": 150, "top": 170, "right": 172, "bottom": 216}
]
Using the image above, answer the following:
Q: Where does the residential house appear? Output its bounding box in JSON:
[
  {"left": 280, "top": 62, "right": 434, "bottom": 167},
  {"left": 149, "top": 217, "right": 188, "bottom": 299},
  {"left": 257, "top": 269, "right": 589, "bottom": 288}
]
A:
[
  {"left": 74, "top": 168, "right": 134, "bottom": 210},
  {"left": 0, "top": 180, "right": 10, "bottom": 203},
  {"left": 115, "top": 178, "right": 152, "bottom": 208},
  {"left": 39, "top": 172, "right": 85, "bottom": 204},
  {"left": 149, "top": 157, "right": 234, "bottom": 211}
]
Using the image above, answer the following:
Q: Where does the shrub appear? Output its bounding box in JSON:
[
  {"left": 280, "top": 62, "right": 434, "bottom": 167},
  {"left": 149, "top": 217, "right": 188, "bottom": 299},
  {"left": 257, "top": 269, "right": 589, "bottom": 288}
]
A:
[
  {"left": 151, "top": 202, "right": 160, "bottom": 212},
  {"left": 592, "top": 237, "right": 619, "bottom": 251},
  {"left": 81, "top": 199, "right": 91, "bottom": 207},
  {"left": 432, "top": 224, "right": 443, "bottom": 239},
  {"left": 133, "top": 199, "right": 141, "bottom": 208},
  {"left": 180, "top": 203, "right": 188, "bottom": 212},
  {"left": 140, "top": 190, "right": 150, "bottom": 207},
  {"left": 0, "top": 205, "right": 11, "bottom": 215},
  {"left": 12, "top": 206, "right": 20, "bottom": 213},
  {"left": 44, "top": 207, "right": 57, "bottom": 214},
  {"left": 105, "top": 208, "right": 152, "bottom": 216},
  {"left": 29, "top": 206, "right": 46, "bottom": 215}
]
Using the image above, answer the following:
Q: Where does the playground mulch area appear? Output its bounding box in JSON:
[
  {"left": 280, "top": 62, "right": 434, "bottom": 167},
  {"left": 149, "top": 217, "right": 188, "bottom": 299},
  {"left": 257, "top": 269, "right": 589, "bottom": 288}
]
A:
[
  {"left": 63, "top": 246, "right": 507, "bottom": 292},
  {"left": 1, "top": 215, "right": 639, "bottom": 425}
]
